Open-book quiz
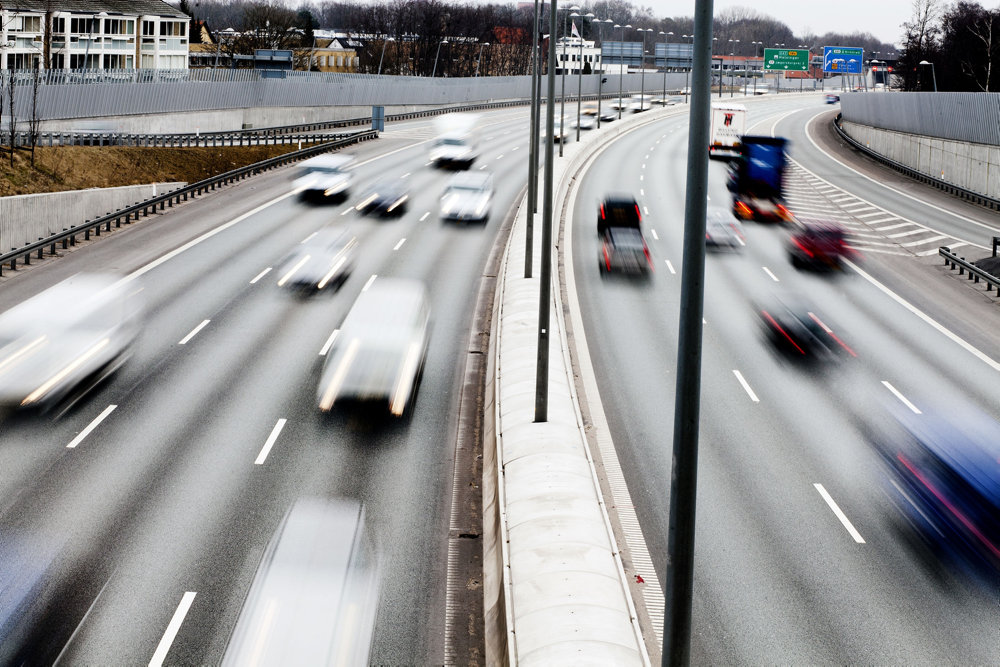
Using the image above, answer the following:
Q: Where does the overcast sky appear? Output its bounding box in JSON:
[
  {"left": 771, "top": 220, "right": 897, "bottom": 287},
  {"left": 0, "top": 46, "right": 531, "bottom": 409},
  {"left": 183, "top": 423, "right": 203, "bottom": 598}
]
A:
[{"left": 634, "top": 1, "right": 906, "bottom": 47}]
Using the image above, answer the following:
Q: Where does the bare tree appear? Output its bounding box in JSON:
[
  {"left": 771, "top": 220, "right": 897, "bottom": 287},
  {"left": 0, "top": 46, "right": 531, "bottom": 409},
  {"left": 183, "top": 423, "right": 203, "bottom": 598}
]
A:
[
  {"left": 899, "top": 0, "right": 942, "bottom": 89},
  {"left": 29, "top": 61, "right": 41, "bottom": 166}
]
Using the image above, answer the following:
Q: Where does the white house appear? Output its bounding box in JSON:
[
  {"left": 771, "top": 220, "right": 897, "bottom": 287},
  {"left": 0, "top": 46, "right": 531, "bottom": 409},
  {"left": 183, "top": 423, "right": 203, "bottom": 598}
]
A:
[
  {"left": 0, "top": 0, "right": 190, "bottom": 70},
  {"left": 555, "top": 36, "right": 602, "bottom": 75}
]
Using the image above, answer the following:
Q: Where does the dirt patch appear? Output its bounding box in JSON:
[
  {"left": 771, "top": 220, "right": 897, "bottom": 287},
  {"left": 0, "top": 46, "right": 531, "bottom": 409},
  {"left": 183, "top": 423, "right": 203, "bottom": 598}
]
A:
[{"left": 0, "top": 144, "right": 313, "bottom": 197}]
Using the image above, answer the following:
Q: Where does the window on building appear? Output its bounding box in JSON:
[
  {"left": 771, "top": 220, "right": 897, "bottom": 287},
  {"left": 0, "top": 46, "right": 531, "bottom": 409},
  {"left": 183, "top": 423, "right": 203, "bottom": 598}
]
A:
[
  {"left": 9, "top": 15, "right": 42, "bottom": 33},
  {"left": 160, "top": 22, "right": 186, "bottom": 37},
  {"left": 143, "top": 21, "right": 156, "bottom": 37},
  {"left": 52, "top": 17, "right": 66, "bottom": 33}
]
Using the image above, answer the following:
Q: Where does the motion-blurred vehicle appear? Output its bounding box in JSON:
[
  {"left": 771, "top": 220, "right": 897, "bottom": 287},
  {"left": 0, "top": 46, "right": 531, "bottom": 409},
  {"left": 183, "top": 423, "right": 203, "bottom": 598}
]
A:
[
  {"left": 825, "top": 93, "right": 841, "bottom": 104},
  {"left": 727, "top": 135, "right": 793, "bottom": 222},
  {"left": 354, "top": 177, "right": 410, "bottom": 217},
  {"left": 756, "top": 293, "right": 856, "bottom": 362},
  {"left": 704, "top": 208, "right": 746, "bottom": 251},
  {"left": 597, "top": 195, "right": 642, "bottom": 235},
  {"left": 875, "top": 406, "right": 1000, "bottom": 579},
  {"left": 548, "top": 117, "right": 570, "bottom": 143},
  {"left": 440, "top": 171, "right": 494, "bottom": 223},
  {"left": 787, "top": 221, "right": 855, "bottom": 270},
  {"left": 0, "top": 274, "right": 142, "bottom": 414},
  {"left": 317, "top": 277, "right": 429, "bottom": 418},
  {"left": 294, "top": 153, "right": 354, "bottom": 203},
  {"left": 599, "top": 226, "right": 653, "bottom": 276},
  {"left": 276, "top": 228, "right": 357, "bottom": 292},
  {"left": 222, "top": 498, "right": 380, "bottom": 667},
  {"left": 429, "top": 113, "right": 479, "bottom": 169},
  {"left": 709, "top": 103, "right": 747, "bottom": 159},
  {"left": 572, "top": 113, "right": 596, "bottom": 130}
]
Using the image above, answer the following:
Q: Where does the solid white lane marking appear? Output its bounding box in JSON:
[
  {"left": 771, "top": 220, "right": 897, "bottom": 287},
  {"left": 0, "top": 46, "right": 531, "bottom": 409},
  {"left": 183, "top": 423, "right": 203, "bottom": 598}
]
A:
[
  {"left": 148, "top": 591, "right": 197, "bottom": 667},
  {"left": 651, "top": 229, "right": 659, "bottom": 240},
  {"left": 249, "top": 267, "right": 272, "bottom": 284},
  {"left": 762, "top": 267, "right": 780, "bottom": 282},
  {"left": 362, "top": 275, "right": 377, "bottom": 291},
  {"left": 900, "top": 235, "right": 948, "bottom": 247},
  {"left": 419, "top": 211, "right": 430, "bottom": 222},
  {"left": 178, "top": 320, "right": 210, "bottom": 345},
  {"left": 67, "top": 405, "right": 117, "bottom": 449},
  {"left": 872, "top": 222, "right": 910, "bottom": 231},
  {"left": 732, "top": 370, "right": 759, "bottom": 403},
  {"left": 881, "top": 381, "right": 922, "bottom": 414},
  {"left": 300, "top": 231, "right": 318, "bottom": 244},
  {"left": 393, "top": 238, "right": 406, "bottom": 251},
  {"left": 814, "top": 483, "right": 866, "bottom": 543},
  {"left": 665, "top": 260, "right": 676, "bottom": 274},
  {"left": 255, "top": 418, "right": 287, "bottom": 465},
  {"left": 857, "top": 212, "right": 893, "bottom": 220},
  {"left": 319, "top": 329, "right": 340, "bottom": 356}
]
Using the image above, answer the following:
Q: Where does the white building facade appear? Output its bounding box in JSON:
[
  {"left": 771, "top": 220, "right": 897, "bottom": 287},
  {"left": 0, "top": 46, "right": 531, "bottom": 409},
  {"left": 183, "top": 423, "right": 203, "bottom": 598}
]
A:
[
  {"left": 555, "top": 36, "right": 601, "bottom": 75},
  {"left": 0, "top": 0, "right": 190, "bottom": 70}
]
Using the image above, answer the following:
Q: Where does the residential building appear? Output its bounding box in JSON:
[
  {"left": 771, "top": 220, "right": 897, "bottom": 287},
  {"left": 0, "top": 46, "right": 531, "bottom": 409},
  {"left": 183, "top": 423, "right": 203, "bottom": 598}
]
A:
[
  {"left": 0, "top": 0, "right": 190, "bottom": 70},
  {"left": 556, "top": 36, "right": 601, "bottom": 75}
]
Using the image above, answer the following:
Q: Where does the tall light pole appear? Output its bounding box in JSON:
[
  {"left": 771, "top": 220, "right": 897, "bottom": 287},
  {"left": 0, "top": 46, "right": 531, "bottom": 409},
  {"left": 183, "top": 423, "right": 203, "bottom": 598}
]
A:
[
  {"left": 475, "top": 42, "right": 490, "bottom": 76},
  {"left": 574, "top": 12, "right": 593, "bottom": 141},
  {"left": 919, "top": 60, "right": 937, "bottom": 91},
  {"left": 431, "top": 39, "right": 448, "bottom": 78},
  {"left": 596, "top": 18, "right": 613, "bottom": 127},
  {"left": 616, "top": 24, "right": 631, "bottom": 119},
  {"left": 83, "top": 10, "right": 108, "bottom": 71},
  {"left": 378, "top": 37, "right": 395, "bottom": 75},
  {"left": 660, "top": 31, "right": 673, "bottom": 102},
  {"left": 727, "top": 39, "right": 739, "bottom": 96},
  {"left": 637, "top": 28, "right": 652, "bottom": 111},
  {"left": 682, "top": 34, "right": 692, "bottom": 103},
  {"left": 751, "top": 40, "right": 763, "bottom": 95},
  {"left": 559, "top": 4, "right": 581, "bottom": 157}
]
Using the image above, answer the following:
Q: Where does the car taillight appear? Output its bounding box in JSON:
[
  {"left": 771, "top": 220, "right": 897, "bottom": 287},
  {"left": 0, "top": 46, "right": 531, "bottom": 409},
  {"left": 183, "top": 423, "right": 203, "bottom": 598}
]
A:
[
  {"left": 600, "top": 205, "right": 606, "bottom": 220},
  {"left": 761, "top": 310, "right": 805, "bottom": 355},
  {"left": 777, "top": 203, "right": 791, "bottom": 220},
  {"left": 635, "top": 204, "right": 642, "bottom": 222},
  {"left": 603, "top": 243, "right": 612, "bottom": 271},
  {"left": 735, "top": 202, "right": 752, "bottom": 218},
  {"left": 644, "top": 243, "right": 654, "bottom": 269},
  {"left": 793, "top": 237, "right": 814, "bottom": 258}
]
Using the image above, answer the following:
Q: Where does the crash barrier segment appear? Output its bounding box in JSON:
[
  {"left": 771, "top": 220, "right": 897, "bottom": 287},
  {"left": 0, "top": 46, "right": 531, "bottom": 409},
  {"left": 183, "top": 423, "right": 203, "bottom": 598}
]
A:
[
  {"left": 833, "top": 114, "right": 1000, "bottom": 212},
  {"left": 483, "top": 101, "right": 697, "bottom": 665},
  {"left": 940, "top": 246, "right": 1000, "bottom": 296},
  {"left": 0, "top": 130, "right": 377, "bottom": 277}
]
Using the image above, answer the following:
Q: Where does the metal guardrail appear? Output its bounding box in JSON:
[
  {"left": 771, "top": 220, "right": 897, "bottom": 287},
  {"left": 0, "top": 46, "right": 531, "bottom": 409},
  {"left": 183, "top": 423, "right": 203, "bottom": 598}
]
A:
[
  {"left": 833, "top": 113, "right": 1000, "bottom": 212},
  {"left": 0, "top": 130, "right": 378, "bottom": 277},
  {"left": 939, "top": 242, "right": 1000, "bottom": 296}
]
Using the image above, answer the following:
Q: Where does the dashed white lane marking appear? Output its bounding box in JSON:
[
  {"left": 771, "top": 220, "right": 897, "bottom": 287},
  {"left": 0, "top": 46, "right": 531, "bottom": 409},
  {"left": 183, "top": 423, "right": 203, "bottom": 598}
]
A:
[
  {"left": 393, "top": 238, "right": 406, "bottom": 251},
  {"left": 301, "top": 231, "right": 318, "bottom": 244},
  {"left": 881, "top": 380, "right": 922, "bottom": 414},
  {"left": 640, "top": 188, "right": 645, "bottom": 196},
  {"left": 362, "top": 275, "right": 377, "bottom": 291},
  {"left": 67, "top": 405, "right": 117, "bottom": 449},
  {"left": 178, "top": 320, "right": 210, "bottom": 345},
  {"left": 148, "top": 592, "right": 197, "bottom": 667},
  {"left": 255, "top": 418, "right": 287, "bottom": 465},
  {"left": 733, "top": 370, "right": 760, "bottom": 403},
  {"left": 640, "top": 174, "right": 644, "bottom": 181},
  {"left": 814, "top": 484, "right": 866, "bottom": 543},
  {"left": 665, "top": 260, "right": 676, "bottom": 274},
  {"left": 479, "top": 165, "right": 488, "bottom": 170},
  {"left": 496, "top": 154, "right": 504, "bottom": 160},
  {"left": 651, "top": 229, "right": 659, "bottom": 240},
  {"left": 644, "top": 206, "right": 650, "bottom": 215},
  {"left": 250, "top": 267, "right": 272, "bottom": 284},
  {"left": 512, "top": 146, "right": 520, "bottom": 151},
  {"left": 340, "top": 206, "right": 352, "bottom": 216},
  {"left": 319, "top": 329, "right": 340, "bottom": 356},
  {"left": 420, "top": 211, "right": 430, "bottom": 222},
  {"left": 401, "top": 172, "right": 411, "bottom": 179},
  {"left": 762, "top": 267, "right": 780, "bottom": 282}
]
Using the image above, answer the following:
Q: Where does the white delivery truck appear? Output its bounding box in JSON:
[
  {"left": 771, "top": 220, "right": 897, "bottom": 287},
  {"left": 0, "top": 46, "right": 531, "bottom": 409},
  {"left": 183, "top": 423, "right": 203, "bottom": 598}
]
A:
[
  {"left": 709, "top": 103, "right": 747, "bottom": 159},
  {"left": 429, "top": 113, "right": 480, "bottom": 169}
]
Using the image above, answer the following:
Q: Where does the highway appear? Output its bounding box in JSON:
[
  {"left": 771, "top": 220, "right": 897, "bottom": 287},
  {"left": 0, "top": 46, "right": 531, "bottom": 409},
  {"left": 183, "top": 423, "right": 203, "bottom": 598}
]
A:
[
  {"left": 568, "top": 96, "right": 1000, "bottom": 662},
  {"left": 0, "top": 108, "right": 533, "bottom": 664}
]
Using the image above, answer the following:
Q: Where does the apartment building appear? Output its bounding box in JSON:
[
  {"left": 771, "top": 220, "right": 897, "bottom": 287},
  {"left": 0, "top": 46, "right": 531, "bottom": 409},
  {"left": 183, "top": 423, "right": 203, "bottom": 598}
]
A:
[{"left": 0, "top": 0, "right": 190, "bottom": 70}]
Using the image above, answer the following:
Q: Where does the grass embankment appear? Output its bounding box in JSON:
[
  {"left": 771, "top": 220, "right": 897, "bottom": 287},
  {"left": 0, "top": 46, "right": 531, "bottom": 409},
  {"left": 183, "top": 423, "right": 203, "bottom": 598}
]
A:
[{"left": 0, "top": 144, "right": 307, "bottom": 197}]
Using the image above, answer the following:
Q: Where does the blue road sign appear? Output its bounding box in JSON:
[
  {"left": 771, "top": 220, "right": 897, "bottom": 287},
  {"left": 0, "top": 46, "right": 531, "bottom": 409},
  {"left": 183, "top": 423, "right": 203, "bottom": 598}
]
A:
[{"left": 823, "top": 46, "right": 863, "bottom": 74}]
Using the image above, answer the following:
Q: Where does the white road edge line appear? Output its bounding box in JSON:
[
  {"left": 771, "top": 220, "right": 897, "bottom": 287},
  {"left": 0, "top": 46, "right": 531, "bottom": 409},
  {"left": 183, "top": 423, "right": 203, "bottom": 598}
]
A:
[
  {"left": 732, "top": 370, "right": 760, "bottom": 403},
  {"left": 255, "top": 418, "right": 287, "bottom": 465},
  {"left": 814, "top": 483, "right": 866, "bottom": 543},
  {"left": 319, "top": 329, "right": 340, "bottom": 356},
  {"left": 249, "top": 267, "right": 272, "bottom": 284},
  {"left": 881, "top": 380, "right": 922, "bottom": 414},
  {"left": 67, "top": 404, "right": 117, "bottom": 449},
  {"left": 178, "top": 320, "right": 210, "bottom": 345},
  {"left": 148, "top": 591, "right": 197, "bottom": 667}
]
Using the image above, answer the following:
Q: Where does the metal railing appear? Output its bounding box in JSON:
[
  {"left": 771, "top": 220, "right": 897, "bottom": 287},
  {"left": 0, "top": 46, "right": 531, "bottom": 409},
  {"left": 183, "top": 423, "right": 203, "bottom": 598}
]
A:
[
  {"left": 834, "top": 113, "right": 1000, "bottom": 212},
  {"left": 0, "top": 131, "right": 378, "bottom": 277},
  {"left": 939, "top": 241, "right": 1000, "bottom": 296}
]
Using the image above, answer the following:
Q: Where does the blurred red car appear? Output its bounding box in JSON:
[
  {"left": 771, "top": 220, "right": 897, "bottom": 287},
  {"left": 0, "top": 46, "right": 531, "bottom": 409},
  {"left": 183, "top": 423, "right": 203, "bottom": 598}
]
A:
[{"left": 787, "top": 221, "right": 856, "bottom": 270}]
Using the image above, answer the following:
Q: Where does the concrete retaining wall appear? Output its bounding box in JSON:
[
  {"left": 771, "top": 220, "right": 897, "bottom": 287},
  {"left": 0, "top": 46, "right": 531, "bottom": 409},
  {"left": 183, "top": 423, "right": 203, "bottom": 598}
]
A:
[
  {"left": 842, "top": 120, "right": 1000, "bottom": 199},
  {"left": 0, "top": 183, "right": 185, "bottom": 253}
]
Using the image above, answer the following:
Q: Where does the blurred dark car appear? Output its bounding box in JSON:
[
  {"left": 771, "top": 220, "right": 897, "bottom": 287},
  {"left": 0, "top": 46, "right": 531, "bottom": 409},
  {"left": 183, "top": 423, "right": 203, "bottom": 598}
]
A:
[
  {"left": 354, "top": 178, "right": 410, "bottom": 217},
  {"left": 599, "top": 227, "right": 653, "bottom": 276},
  {"left": 705, "top": 209, "right": 746, "bottom": 251},
  {"left": 876, "top": 407, "right": 1000, "bottom": 579},
  {"left": 825, "top": 94, "right": 840, "bottom": 104},
  {"left": 787, "top": 221, "right": 855, "bottom": 270},
  {"left": 756, "top": 294, "right": 856, "bottom": 361},
  {"left": 276, "top": 228, "right": 357, "bottom": 293},
  {"left": 597, "top": 195, "right": 642, "bottom": 235}
]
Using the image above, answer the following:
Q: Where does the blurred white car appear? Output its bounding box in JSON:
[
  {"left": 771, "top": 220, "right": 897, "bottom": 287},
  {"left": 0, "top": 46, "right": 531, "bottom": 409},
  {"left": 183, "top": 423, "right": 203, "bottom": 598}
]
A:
[
  {"left": 571, "top": 114, "right": 596, "bottom": 130},
  {"left": 222, "top": 498, "right": 380, "bottom": 667},
  {"left": 318, "top": 278, "right": 430, "bottom": 418},
  {"left": 440, "top": 171, "right": 494, "bottom": 223},
  {"left": 294, "top": 154, "right": 354, "bottom": 203},
  {"left": 0, "top": 274, "right": 142, "bottom": 414},
  {"left": 276, "top": 228, "right": 357, "bottom": 292},
  {"left": 704, "top": 208, "right": 746, "bottom": 251}
]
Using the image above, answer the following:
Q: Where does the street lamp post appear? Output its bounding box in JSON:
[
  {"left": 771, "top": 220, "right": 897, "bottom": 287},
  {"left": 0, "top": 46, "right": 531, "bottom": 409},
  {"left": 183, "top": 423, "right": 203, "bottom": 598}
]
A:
[
  {"left": 596, "top": 18, "right": 613, "bottom": 127},
  {"left": 559, "top": 4, "right": 581, "bottom": 156},
  {"left": 574, "top": 13, "right": 593, "bottom": 141},
  {"left": 638, "top": 28, "right": 652, "bottom": 111},
  {"left": 475, "top": 42, "right": 490, "bottom": 76},
  {"left": 616, "top": 24, "right": 631, "bottom": 119},
  {"left": 727, "top": 39, "right": 739, "bottom": 96},
  {"left": 378, "top": 37, "right": 395, "bottom": 75},
  {"left": 660, "top": 31, "right": 673, "bottom": 103},
  {"left": 82, "top": 11, "right": 108, "bottom": 71},
  {"left": 919, "top": 60, "right": 937, "bottom": 91},
  {"left": 431, "top": 39, "right": 448, "bottom": 78},
  {"left": 682, "top": 34, "right": 692, "bottom": 103}
]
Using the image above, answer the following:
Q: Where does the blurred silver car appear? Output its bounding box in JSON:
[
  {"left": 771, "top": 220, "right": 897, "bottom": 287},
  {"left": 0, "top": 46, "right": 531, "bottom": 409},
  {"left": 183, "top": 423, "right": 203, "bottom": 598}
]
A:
[
  {"left": 0, "top": 274, "right": 142, "bottom": 414},
  {"left": 294, "top": 154, "right": 355, "bottom": 203},
  {"left": 318, "top": 278, "right": 430, "bottom": 417},
  {"left": 276, "top": 228, "right": 357, "bottom": 293},
  {"left": 705, "top": 208, "right": 746, "bottom": 251},
  {"left": 440, "top": 171, "right": 494, "bottom": 223},
  {"left": 222, "top": 498, "right": 380, "bottom": 667}
]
